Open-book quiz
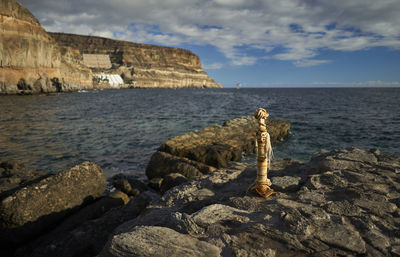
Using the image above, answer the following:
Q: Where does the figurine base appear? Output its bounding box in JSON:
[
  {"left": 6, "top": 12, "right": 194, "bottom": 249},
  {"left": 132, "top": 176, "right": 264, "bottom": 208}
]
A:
[
  {"left": 256, "top": 187, "right": 274, "bottom": 197},
  {"left": 247, "top": 183, "right": 275, "bottom": 198}
]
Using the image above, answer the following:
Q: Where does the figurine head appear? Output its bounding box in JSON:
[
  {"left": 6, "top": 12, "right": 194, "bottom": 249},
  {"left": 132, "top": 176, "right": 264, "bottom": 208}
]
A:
[{"left": 254, "top": 108, "right": 269, "bottom": 120}]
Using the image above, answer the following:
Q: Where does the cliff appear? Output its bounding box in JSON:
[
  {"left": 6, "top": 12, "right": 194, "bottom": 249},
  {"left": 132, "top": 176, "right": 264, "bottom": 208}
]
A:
[
  {"left": 0, "top": 0, "right": 94, "bottom": 94},
  {"left": 49, "top": 33, "right": 222, "bottom": 88},
  {"left": 0, "top": 0, "right": 221, "bottom": 94}
]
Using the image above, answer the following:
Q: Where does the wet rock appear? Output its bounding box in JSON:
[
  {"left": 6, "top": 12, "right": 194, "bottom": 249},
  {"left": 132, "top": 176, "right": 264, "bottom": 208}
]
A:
[
  {"left": 0, "top": 161, "right": 106, "bottom": 244},
  {"left": 146, "top": 116, "right": 290, "bottom": 183},
  {"left": 99, "top": 226, "right": 221, "bottom": 257},
  {"left": 146, "top": 151, "right": 215, "bottom": 180}
]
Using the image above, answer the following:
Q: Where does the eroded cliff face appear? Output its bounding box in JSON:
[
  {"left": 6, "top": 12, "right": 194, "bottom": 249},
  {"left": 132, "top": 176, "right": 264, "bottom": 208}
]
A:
[
  {"left": 50, "top": 33, "right": 222, "bottom": 88},
  {"left": 0, "top": 0, "right": 221, "bottom": 94},
  {"left": 0, "top": 0, "right": 93, "bottom": 94}
]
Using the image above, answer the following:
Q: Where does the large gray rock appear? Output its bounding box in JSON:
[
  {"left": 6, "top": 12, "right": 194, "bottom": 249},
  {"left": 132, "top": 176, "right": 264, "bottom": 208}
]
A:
[
  {"left": 100, "top": 226, "right": 221, "bottom": 257},
  {"left": 0, "top": 161, "right": 106, "bottom": 244},
  {"left": 105, "top": 148, "right": 400, "bottom": 257}
]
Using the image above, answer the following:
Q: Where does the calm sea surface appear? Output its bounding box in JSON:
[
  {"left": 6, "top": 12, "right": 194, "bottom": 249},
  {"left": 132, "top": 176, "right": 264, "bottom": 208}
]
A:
[{"left": 1, "top": 88, "right": 399, "bottom": 178}]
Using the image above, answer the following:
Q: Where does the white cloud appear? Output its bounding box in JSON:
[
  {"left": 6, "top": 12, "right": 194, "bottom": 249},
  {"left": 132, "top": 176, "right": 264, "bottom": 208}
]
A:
[
  {"left": 294, "top": 59, "right": 331, "bottom": 67},
  {"left": 203, "top": 63, "right": 224, "bottom": 69},
  {"left": 231, "top": 56, "right": 257, "bottom": 66},
  {"left": 20, "top": 0, "right": 400, "bottom": 67}
]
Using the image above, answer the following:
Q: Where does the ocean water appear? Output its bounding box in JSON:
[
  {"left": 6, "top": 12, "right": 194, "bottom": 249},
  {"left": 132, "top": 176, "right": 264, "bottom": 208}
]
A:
[{"left": 1, "top": 88, "right": 399, "bottom": 178}]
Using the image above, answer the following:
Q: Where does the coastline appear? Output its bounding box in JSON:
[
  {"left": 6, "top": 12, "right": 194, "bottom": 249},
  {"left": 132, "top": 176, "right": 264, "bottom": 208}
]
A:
[{"left": 1, "top": 115, "right": 400, "bottom": 256}]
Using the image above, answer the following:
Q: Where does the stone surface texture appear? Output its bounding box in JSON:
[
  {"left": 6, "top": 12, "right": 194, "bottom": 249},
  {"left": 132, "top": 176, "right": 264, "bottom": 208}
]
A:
[
  {"left": 100, "top": 226, "right": 221, "bottom": 257},
  {"left": 146, "top": 116, "right": 291, "bottom": 180},
  {"left": 103, "top": 148, "right": 400, "bottom": 257},
  {"left": 0, "top": 161, "right": 106, "bottom": 244},
  {"left": 15, "top": 191, "right": 158, "bottom": 257}
]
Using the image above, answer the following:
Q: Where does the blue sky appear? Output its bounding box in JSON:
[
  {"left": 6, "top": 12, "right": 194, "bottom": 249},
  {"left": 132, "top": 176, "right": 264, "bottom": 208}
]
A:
[{"left": 20, "top": 0, "right": 400, "bottom": 88}]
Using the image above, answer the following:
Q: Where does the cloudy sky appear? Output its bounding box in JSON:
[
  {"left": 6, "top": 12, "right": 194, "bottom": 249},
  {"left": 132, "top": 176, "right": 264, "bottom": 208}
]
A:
[{"left": 20, "top": 0, "right": 400, "bottom": 87}]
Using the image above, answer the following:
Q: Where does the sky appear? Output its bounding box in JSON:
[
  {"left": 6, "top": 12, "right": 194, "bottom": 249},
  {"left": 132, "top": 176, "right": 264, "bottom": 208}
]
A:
[{"left": 20, "top": 0, "right": 400, "bottom": 88}]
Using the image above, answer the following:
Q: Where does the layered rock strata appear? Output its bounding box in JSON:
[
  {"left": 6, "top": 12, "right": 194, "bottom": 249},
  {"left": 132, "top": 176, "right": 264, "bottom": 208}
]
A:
[
  {"left": 102, "top": 148, "right": 400, "bottom": 257},
  {"left": 50, "top": 33, "right": 222, "bottom": 88},
  {"left": 0, "top": 0, "right": 94, "bottom": 94},
  {"left": 146, "top": 116, "right": 291, "bottom": 181},
  {"left": 0, "top": 1, "right": 221, "bottom": 94}
]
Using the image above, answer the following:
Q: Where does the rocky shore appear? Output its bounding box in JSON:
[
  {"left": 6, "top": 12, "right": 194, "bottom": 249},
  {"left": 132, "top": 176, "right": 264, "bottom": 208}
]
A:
[{"left": 1, "top": 115, "right": 399, "bottom": 257}]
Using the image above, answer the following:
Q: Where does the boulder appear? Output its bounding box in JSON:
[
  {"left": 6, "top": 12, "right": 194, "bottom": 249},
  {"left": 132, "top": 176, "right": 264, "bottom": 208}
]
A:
[
  {"left": 146, "top": 116, "right": 290, "bottom": 182},
  {"left": 0, "top": 161, "right": 106, "bottom": 244},
  {"left": 0, "top": 160, "right": 49, "bottom": 194},
  {"left": 160, "top": 173, "right": 188, "bottom": 194},
  {"left": 16, "top": 191, "right": 159, "bottom": 257},
  {"left": 146, "top": 151, "right": 215, "bottom": 180},
  {"left": 109, "top": 174, "right": 148, "bottom": 197},
  {"left": 148, "top": 177, "right": 164, "bottom": 191},
  {"left": 105, "top": 148, "right": 400, "bottom": 256}
]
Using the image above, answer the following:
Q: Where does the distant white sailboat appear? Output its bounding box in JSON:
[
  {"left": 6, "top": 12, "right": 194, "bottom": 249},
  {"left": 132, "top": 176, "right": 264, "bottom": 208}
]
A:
[{"left": 236, "top": 82, "right": 241, "bottom": 89}]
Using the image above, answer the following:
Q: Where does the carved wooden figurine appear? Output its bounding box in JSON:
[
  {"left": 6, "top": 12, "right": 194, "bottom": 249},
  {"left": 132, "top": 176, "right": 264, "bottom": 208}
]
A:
[{"left": 248, "top": 108, "right": 274, "bottom": 197}]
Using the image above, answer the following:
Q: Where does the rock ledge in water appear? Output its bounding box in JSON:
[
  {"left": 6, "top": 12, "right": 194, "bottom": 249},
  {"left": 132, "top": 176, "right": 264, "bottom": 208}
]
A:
[{"left": 146, "top": 116, "right": 290, "bottom": 181}]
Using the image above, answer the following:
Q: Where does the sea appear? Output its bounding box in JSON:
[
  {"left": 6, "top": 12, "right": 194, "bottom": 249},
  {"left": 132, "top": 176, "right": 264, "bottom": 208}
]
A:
[{"left": 1, "top": 88, "right": 399, "bottom": 179}]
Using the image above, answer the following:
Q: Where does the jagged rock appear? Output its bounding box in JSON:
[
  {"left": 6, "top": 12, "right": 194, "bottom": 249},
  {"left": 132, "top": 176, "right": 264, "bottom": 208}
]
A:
[
  {"left": 0, "top": 160, "right": 49, "bottom": 194},
  {"left": 146, "top": 151, "right": 215, "bottom": 180},
  {"left": 99, "top": 226, "right": 221, "bottom": 257},
  {"left": 109, "top": 174, "right": 148, "bottom": 197},
  {"left": 105, "top": 148, "right": 400, "bottom": 256},
  {"left": 16, "top": 191, "right": 159, "bottom": 257},
  {"left": 160, "top": 173, "right": 188, "bottom": 194},
  {"left": 146, "top": 116, "right": 291, "bottom": 181},
  {"left": 0, "top": 161, "right": 106, "bottom": 244}
]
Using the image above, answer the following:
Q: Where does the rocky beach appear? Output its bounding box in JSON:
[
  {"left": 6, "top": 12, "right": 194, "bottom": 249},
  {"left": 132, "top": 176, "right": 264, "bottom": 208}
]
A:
[
  {"left": 1, "top": 1, "right": 400, "bottom": 257},
  {"left": 1, "top": 114, "right": 399, "bottom": 257}
]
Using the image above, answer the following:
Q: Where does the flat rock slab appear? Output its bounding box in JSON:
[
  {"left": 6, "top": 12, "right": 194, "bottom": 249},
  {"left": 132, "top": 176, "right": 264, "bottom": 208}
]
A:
[
  {"left": 271, "top": 176, "right": 301, "bottom": 192},
  {"left": 100, "top": 226, "right": 221, "bottom": 257},
  {"left": 106, "top": 148, "right": 400, "bottom": 257},
  {"left": 0, "top": 161, "right": 106, "bottom": 244}
]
